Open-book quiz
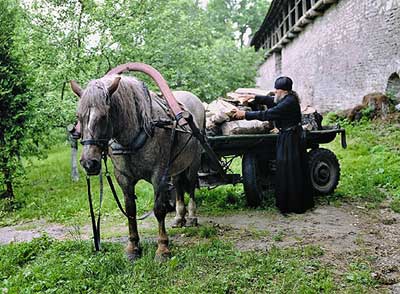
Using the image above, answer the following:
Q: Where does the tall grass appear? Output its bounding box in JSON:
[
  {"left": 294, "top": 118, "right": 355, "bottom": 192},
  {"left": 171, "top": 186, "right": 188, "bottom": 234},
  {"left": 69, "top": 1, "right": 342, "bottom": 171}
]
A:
[
  {"left": 1, "top": 115, "right": 399, "bottom": 226},
  {"left": 323, "top": 115, "right": 400, "bottom": 208}
]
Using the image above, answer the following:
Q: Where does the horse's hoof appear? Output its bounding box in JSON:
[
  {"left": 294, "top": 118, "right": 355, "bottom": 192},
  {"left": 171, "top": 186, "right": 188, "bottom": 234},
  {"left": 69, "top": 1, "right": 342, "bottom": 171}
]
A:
[
  {"left": 171, "top": 217, "right": 186, "bottom": 228},
  {"left": 185, "top": 217, "right": 198, "bottom": 227},
  {"left": 154, "top": 252, "right": 171, "bottom": 262},
  {"left": 126, "top": 248, "right": 142, "bottom": 262}
]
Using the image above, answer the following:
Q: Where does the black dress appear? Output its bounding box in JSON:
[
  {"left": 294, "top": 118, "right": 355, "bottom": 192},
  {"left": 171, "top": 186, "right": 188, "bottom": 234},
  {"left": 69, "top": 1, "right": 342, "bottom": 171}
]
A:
[{"left": 245, "top": 94, "right": 314, "bottom": 213}]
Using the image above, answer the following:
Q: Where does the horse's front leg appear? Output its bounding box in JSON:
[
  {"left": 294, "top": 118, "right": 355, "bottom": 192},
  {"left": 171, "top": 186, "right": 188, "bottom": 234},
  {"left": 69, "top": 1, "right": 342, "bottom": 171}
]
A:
[
  {"left": 114, "top": 171, "right": 141, "bottom": 261},
  {"left": 153, "top": 180, "right": 171, "bottom": 261}
]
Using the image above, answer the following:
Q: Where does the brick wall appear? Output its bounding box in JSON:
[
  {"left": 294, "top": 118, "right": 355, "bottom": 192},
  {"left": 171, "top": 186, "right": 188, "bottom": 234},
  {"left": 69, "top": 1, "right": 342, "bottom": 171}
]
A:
[{"left": 256, "top": 0, "right": 400, "bottom": 112}]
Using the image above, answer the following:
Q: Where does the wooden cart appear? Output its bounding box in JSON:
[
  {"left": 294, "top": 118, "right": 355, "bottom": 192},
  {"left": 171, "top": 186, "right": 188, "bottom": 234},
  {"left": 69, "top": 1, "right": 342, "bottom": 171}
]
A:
[{"left": 198, "top": 126, "right": 347, "bottom": 207}]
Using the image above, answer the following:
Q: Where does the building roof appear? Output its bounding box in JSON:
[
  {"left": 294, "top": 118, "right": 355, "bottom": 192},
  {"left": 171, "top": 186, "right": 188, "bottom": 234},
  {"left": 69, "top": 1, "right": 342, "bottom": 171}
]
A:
[
  {"left": 251, "top": 0, "right": 286, "bottom": 50},
  {"left": 251, "top": 0, "right": 339, "bottom": 53}
]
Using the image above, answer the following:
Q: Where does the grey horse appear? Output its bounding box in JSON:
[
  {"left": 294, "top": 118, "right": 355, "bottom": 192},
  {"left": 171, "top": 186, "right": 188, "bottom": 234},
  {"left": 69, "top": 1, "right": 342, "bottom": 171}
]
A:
[{"left": 70, "top": 74, "right": 205, "bottom": 260}]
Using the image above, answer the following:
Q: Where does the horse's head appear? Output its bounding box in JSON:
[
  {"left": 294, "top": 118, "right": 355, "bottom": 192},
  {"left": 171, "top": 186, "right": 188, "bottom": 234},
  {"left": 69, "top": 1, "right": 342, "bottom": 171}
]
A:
[{"left": 71, "top": 77, "right": 121, "bottom": 175}]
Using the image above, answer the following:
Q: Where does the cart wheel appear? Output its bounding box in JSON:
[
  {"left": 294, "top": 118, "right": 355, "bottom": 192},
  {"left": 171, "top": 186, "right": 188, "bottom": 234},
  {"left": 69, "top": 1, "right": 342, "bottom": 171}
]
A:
[
  {"left": 242, "top": 153, "right": 271, "bottom": 207},
  {"left": 308, "top": 148, "right": 340, "bottom": 195}
]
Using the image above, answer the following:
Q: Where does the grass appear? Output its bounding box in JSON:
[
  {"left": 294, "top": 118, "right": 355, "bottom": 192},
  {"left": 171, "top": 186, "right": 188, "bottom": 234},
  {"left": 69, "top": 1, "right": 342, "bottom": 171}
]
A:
[
  {"left": 1, "top": 115, "right": 399, "bottom": 226},
  {"left": 1, "top": 116, "right": 397, "bottom": 293},
  {"left": 0, "top": 143, "right": 269, "bottom": 226},
  {"left": 323, "top": 114, "right": 400, "bottom": 207},
  {"left": 0, "top": 235, "right": 378, "bottom": 293},
  {"left": 0, "top": 141, "right": 155, "bottom": 226}
]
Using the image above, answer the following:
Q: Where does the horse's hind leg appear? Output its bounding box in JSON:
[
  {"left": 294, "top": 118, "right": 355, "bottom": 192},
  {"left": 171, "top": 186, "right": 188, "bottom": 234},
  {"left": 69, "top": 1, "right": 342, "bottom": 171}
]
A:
[
  {"left": 184, "top": 159, "right": 200, "bottom": 227},
  {"left": 171, "top": 178, "right": 186, "bottom": 228},
  {"left": 186, "top": 188, "right": 198, "bottom": 227}
]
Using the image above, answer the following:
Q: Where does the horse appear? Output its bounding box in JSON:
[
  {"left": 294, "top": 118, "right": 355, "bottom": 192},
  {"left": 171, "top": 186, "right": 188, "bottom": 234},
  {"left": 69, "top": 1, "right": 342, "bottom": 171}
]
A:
[{"left": 70, "top": 74, "right": 205, "bottom": 260}]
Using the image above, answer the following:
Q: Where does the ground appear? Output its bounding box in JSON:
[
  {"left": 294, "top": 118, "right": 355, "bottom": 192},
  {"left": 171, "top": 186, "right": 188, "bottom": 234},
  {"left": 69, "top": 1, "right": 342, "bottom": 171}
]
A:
[{"left": 1, "top": 201, "right": 399, "bottom": 293}]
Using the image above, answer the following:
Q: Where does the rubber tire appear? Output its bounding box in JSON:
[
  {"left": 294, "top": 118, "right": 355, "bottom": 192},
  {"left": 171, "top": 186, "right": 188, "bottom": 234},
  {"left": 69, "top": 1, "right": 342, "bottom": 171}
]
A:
[
  {"left": 242, "top": 153, "right": 269, "bottom": 207},
  {"left": 308, "top": 148, "right": 340, "bottom": 195}
]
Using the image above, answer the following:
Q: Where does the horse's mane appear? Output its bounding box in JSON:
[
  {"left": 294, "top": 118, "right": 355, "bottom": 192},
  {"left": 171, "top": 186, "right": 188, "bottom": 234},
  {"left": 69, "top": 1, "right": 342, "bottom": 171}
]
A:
[{"left": 77, "top": 75, "right": 153, "bottom": 139}]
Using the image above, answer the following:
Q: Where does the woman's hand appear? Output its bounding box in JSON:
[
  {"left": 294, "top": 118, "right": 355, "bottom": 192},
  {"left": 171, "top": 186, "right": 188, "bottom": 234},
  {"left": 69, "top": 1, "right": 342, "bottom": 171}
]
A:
[{"left": 231, "top": 109, "right": 246, "bottom": 120}]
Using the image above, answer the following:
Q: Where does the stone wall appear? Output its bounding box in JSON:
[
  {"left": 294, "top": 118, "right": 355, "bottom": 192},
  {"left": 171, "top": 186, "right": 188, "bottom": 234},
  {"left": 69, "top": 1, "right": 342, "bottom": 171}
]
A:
[{"left": 255, "top": 0, "right": 400, "bottom": 112}]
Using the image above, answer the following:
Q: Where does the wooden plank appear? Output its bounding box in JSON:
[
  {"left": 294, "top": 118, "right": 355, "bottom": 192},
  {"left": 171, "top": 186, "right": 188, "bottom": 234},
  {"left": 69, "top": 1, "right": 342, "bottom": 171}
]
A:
[
  {"left": 292, "top": 24, "right": 304, "bottom": 33},
  {"left": 281, "top": 36, "right": 291, "bottom": 44},
  {"left": 302, "top": 0, "right": 307, "bottom": 17},
  {"left": 306, "top": 9, "right": 323, "bottom": 18},
  {"left": 300, "top": 17, "right": 312, "bottom": 25},
  {"left": 283, "top": 10, "right": 287, "bottom": 34}
]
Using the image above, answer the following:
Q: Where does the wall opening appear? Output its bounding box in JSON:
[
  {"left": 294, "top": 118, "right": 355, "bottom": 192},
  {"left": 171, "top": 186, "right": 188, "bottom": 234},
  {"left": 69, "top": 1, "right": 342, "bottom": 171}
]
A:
[
  {"left": 274, "top": 51, "right": 282, "bottom": 76},
  {"left": 386, "top": 72, "right": 400, "bottom": 102}
]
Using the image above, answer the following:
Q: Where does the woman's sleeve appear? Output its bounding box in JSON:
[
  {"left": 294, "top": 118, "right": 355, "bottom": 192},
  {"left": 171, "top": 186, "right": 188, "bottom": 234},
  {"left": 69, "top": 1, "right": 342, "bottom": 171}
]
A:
[
  {"left": 254, "top": 95, "right": 275, "bottom": 108},
  {"left": 245, "top": 96, "right": 293, "bottom": 121}
]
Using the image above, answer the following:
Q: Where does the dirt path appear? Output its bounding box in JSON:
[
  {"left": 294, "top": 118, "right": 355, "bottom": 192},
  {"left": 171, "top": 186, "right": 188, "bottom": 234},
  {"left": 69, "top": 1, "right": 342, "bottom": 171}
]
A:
[{"left": 1, "top": 202, "right": 399, "bottom": 292}]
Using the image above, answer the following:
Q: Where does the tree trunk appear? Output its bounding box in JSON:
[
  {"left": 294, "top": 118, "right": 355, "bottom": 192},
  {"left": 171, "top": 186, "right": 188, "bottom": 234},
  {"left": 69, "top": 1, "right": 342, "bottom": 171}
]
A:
[
  {"left": 61, "top": 80, "right": 66, "bottom": 100},
  {"left": 1, "top": 168, "right": 14, "bottom": 200},
  {"left": 70, "top": 136, "right": 79, "bottom": 182}
]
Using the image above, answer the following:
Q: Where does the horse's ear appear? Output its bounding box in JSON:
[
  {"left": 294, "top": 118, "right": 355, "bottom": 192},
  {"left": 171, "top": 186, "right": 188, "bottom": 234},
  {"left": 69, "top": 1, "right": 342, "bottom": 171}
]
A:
[
  {"left": 70, "top": 80, "right": 82, "bottom": 98},
  {"left": 108, "top": 77, "right": 121, "bottom": 97}
]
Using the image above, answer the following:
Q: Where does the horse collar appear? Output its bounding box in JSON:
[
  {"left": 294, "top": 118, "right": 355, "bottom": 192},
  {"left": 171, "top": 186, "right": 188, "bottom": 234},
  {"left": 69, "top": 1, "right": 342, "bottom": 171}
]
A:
[{"left": 110, "top": 127, "right": 150, "bottom": 155}]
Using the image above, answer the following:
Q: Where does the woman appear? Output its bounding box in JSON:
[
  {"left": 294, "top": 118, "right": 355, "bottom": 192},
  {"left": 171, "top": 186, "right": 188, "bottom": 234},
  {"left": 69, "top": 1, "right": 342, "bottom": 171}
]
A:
[{"left": 232, "top": 76, "right": 314, "bottom": 213}]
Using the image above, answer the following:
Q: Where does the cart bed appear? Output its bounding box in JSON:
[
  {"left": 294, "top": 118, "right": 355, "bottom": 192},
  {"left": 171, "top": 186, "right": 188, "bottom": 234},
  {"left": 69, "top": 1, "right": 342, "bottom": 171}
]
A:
[{"left": 207, "top": 127, "right": 346, "bottom": 156}]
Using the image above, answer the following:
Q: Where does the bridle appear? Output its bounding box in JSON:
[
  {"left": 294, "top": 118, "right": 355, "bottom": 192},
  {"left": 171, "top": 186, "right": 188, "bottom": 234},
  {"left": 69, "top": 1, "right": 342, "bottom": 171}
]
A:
[
  {"left": 82, "top": 135, "right": 136, "bottom": 252},
  {"left": 80, "top": 139, "right": 109, "bottom": 150}
]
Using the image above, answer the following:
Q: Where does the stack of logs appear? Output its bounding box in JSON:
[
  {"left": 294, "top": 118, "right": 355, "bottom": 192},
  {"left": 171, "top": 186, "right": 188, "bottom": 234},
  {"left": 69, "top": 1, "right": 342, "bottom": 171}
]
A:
[{"left": 205, "top": 88, "right": 323, "bottom": 136}]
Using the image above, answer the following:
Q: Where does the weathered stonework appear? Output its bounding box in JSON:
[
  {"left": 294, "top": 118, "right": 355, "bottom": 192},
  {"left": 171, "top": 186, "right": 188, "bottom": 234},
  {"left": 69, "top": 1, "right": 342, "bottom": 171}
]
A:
[{"left": 255, "top": 0, "right": 400, "bottom": 112}]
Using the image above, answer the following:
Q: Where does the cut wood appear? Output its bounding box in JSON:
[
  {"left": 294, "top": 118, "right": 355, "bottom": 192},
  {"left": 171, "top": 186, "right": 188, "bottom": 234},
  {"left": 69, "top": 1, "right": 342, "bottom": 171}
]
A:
[{"left": 221, "top": 120, "right": 273, "bottom": 135}]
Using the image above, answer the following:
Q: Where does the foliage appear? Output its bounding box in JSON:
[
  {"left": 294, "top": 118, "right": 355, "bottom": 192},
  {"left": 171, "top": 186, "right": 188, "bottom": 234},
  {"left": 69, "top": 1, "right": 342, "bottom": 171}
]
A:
[
  {"left": 23, "top": 0, "right": 264, "bottom": 103},
  {"left": 21, "top": 0, "right": 99, "bottom": 123},
  {"left": 206, "top": 0, "right": 269, "bottom": 47},
  {"left": 88, "top": 0, "right": 264, "bottom": 101},
  {"left": 0, "top": 0, "right": 32, "bottom": 199},
  {"left": 0, "top": 0, "right": 265, "bottom": 199},
  {"left": 0, "top": 235, "right": 379, "bottom": 293}
]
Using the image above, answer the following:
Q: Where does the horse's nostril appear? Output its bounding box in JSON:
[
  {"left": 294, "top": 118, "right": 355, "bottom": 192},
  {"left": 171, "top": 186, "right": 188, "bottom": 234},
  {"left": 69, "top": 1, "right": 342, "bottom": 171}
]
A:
[{"left": 82, "top": 159, "right": 101, "bottom": 174}]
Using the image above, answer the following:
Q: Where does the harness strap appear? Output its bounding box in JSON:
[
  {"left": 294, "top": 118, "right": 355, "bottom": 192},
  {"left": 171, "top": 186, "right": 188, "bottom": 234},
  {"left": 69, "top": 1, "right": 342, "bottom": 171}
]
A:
[
  {"left": 103, "top": 157, "right": 136, "bottom": 220},
  {"left": 168, "top": 133, "right": 193, "bottom": 167},
  {"left": 81, "top": 139, "right": 109, "bottom": 149},
  {"left": 86, "top": 176, "right": 101, "bottom": 251},
  {"left": 159, "top": 120, "right": 177, "bottom": 194},
  {"left": 129, "top": 128, "right": 149, "bottom": 151},
  {"left": 97, "top": 168, "right": 104, "bottom": 246}
]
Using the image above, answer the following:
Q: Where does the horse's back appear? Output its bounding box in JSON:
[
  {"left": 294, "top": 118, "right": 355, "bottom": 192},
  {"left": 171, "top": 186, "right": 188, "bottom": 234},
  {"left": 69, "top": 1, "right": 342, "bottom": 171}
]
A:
[{"left": 173, "top": 91, "right": 205, "bottom": 129}]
